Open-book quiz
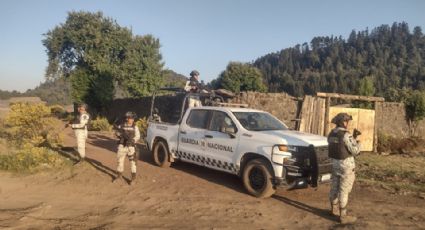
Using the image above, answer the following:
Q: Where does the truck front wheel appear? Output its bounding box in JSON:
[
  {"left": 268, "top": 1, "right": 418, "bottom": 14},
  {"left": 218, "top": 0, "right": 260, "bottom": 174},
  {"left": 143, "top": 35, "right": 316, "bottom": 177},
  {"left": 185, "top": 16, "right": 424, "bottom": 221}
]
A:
[
  {"left": 242, "top": 158, "right": 276, "bottom": 198},
  {"left": 153, "top": 140, "right": 171, "bottom": 168}
]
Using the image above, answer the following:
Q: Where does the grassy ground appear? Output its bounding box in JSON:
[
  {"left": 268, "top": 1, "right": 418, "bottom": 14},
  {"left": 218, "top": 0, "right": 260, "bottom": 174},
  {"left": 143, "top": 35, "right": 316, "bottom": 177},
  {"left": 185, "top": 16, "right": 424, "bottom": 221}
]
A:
[{"left": 356, "top": 153, "right": 425, "bottom": 194}]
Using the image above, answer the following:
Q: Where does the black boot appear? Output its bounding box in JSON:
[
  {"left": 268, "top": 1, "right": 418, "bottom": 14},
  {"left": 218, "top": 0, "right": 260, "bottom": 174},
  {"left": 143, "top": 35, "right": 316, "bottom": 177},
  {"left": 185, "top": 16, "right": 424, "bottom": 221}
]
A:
[
  {"left": 74, "top": 157, "right": 84, "bottom": 165},
  {"left": 130, "top": 172, "right": 136, "bottom": 185}
]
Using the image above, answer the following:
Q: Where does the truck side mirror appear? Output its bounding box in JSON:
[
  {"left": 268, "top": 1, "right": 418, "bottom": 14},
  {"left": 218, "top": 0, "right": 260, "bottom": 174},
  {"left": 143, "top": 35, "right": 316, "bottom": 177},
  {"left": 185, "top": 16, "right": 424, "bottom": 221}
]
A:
[{"left": 224, "top": 127, "right": 236, "bottom": 138}]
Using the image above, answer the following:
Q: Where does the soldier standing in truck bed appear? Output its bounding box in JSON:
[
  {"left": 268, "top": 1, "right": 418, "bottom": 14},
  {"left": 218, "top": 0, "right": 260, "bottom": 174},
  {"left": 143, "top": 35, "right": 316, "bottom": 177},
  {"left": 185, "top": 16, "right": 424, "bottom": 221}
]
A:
[{"left": 184, "top": 70, "right": 202, "bottom": 107}]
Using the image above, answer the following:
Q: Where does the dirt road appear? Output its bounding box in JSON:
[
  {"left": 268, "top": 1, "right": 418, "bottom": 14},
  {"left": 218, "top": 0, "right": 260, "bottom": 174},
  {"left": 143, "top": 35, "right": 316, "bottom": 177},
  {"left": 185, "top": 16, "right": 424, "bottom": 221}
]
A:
[{"left": 1, "top": 129, "right": 424, "bottom": 229}]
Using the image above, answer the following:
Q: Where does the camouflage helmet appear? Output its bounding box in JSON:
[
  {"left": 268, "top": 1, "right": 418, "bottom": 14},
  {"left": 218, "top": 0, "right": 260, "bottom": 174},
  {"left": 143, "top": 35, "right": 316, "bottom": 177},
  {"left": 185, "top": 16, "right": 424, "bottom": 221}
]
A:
[
  {"left": 331, "top": 113, "right": 352, "bottom": 126},
  {"left": 190, "top": 70, "right": 200, "bottom": 77},
  {"left": 125, "top": 111, "right": 137, "bottom": 119}
]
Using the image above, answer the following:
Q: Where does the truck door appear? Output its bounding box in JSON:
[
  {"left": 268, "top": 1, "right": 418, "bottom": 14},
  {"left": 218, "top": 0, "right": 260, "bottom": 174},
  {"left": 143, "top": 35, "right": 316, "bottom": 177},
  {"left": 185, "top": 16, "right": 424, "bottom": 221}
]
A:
[
  {"left": 203, "top": 111, "right": 239, "bottom": 174},
  {"left": 177, "top": 109, "right": 210, "bottom": 166}
]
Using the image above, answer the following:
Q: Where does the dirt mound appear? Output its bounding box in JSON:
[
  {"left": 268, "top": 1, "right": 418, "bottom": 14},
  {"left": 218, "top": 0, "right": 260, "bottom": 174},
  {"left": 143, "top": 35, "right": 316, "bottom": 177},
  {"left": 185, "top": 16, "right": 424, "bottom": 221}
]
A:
[{"left": 378, "top": 136, "right": 425, "bottom": 156}]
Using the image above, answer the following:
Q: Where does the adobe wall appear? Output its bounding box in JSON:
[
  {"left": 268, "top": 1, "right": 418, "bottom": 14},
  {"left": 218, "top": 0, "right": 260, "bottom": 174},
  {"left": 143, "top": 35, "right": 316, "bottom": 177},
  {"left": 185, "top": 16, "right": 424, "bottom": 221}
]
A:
[{"left": 375, "top": 102, "right": 425, "bottom": 138}]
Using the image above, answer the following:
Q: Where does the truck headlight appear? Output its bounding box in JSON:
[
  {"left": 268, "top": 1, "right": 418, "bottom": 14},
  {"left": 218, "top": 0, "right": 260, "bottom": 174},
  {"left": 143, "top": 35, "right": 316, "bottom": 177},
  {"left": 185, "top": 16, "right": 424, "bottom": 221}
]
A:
[{"left": 271, "top": 145, "right": 292, "bottom": 165}]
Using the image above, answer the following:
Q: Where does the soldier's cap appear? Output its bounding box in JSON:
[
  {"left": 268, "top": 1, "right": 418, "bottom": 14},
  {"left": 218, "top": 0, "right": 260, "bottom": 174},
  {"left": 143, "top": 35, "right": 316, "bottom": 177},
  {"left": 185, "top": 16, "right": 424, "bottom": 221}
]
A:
[
  {"left": 125, "top": 111, "right": 137, "bottom": 119},
  {"left": 190, "top": 70, "right": 200, "bottom": 77},
  {"left": 331, "top": 112, "right": 352, "bottom": 124}
]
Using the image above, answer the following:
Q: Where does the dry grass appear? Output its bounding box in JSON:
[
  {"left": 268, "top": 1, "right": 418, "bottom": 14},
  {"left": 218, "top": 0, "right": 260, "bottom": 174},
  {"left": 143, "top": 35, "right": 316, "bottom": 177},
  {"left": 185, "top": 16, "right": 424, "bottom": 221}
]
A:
[
  {"left": 0, "top": 100, "right": 9, "bottom": 119},
  {"left": 357, "top": 153, "right": 425, "bottom": 193}
]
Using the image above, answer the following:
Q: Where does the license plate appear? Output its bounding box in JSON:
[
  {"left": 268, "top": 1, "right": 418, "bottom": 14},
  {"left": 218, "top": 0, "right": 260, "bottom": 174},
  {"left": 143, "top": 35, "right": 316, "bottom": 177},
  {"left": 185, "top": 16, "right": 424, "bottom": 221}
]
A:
[{"left": 321, "top": 173, "right": 331, "bottom": 182}]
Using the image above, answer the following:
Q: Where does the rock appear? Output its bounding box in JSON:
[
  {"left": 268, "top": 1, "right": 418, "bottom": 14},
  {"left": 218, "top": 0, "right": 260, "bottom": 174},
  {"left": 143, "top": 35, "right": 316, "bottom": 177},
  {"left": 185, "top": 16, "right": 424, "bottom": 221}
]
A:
[
  {"left": 418, "top": 193, "right": 425, "bottom": 199},
  {"left": 410, "top": 216, "right": 420, "bottom": 221},
  {"left": 380, "top": 184, "right": 391, "bottom": 190},
  {"left": 380, "top": 152, "right": 390, "bottom": 156}
]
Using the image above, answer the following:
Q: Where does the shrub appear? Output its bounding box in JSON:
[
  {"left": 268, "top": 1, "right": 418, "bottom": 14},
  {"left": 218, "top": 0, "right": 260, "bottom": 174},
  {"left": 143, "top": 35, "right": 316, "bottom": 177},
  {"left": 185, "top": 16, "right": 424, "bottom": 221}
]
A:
[
  {"left": 0, "top": 145, "right": 67, "bottom": 172},
  {"left": 90, "top": 117, "right": 112, "bottom": 131},
  {"left": 63, "top": 112, "right": 75, "bottom": 123},
  {"left": 405, "top": 91, "right": 425, "bottom": 137},
  {"left": 0, "top": 118, "right": 6, "bottom": 138},
  {"left": 4, "top": 102, "right": 62, "bottom": 148},
  {"left": 136, "top": 117, "right": 148, "bottom": 142},
  {"left": 50, "top": 104, "right": 67, "bottom": 119}
]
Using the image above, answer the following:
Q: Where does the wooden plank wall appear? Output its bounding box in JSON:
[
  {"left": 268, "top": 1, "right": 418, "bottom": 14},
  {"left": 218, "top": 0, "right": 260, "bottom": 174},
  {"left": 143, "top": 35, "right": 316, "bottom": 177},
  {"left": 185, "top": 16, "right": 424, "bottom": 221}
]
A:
[
  {"left": 299, "top": 96, "right": 326, "bottom": 135},
  {"left": 327, "top": 107, "right": 375, "bottom": 152}
]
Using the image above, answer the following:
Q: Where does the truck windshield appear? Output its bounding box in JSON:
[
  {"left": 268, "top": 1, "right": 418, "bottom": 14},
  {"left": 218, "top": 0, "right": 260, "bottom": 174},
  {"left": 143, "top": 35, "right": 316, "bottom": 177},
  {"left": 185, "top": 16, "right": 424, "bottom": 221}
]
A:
[{"left": 233, "top": 112, "right": 288, "bottom": 131}]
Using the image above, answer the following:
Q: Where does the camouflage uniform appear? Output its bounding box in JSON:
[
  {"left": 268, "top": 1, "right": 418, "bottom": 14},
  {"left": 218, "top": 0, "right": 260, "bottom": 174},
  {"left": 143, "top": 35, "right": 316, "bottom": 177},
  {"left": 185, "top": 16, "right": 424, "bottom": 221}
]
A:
[
  {"left": 114, "top": 121, "right": 140, "bottom": 184},
  {"left": 71, "top": 112, "right": 90, "bottom": 160},
  {"left": 184, "top": 70, "right": 202, "bottom": 107},
  {"left": 187, "top": 95, "right": 202, "bottom": 108},
  {"left": 328, "top": 125, "right": 360, "bottom": 223},
  {"left": 329, "top": 154, "right": 356, "bottom": 210}
]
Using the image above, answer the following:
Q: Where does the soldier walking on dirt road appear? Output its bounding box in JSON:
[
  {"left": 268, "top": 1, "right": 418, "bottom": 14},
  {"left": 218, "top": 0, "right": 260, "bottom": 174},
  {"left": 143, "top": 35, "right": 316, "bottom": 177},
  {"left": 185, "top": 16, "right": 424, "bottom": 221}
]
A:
[
  {"left": 327, "top": 112, "right": 361, "bottom": 224},
  {"left": 113, "top": 111, "right": 140, "bottom": 185},
  {"left": 67, "top": 103, "right": 90, "bottom": 164}
]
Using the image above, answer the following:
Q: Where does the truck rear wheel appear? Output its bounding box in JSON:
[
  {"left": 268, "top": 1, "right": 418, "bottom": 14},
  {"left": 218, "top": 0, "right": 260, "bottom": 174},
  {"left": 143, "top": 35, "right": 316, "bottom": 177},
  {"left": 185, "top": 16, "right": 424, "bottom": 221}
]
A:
[
  {"left": 153, "top": 140, "right": 171, "bottom": 168},
  {"left": 242, "top": 158, "right": 276, "bottom": 198}
]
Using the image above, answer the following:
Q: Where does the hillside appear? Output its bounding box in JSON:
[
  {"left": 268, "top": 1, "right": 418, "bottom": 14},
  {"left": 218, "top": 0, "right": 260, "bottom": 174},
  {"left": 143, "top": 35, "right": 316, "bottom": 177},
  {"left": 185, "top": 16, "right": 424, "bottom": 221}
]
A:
[{"left": 253, "top": 22, "right": 425, "bottom": 99}]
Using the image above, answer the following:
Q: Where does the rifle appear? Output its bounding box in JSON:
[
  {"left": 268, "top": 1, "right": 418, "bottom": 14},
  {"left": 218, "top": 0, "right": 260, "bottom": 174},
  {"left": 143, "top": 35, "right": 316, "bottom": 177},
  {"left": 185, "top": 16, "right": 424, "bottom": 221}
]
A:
[
  {"left": 65, "top": 103, "right": 79, "bottom": 128},
  {"left": 114, "top": 118, "right": 136, "bottom": 147},
  {"left": 353, "top": 128, "right": 362, "bottom": 139}
]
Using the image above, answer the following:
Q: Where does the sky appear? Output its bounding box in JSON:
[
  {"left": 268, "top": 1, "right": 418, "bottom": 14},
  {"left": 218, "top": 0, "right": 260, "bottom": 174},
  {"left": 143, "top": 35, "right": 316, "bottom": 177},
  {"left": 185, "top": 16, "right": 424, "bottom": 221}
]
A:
[{"left": 0, "top": 0, "right": 424, "bottom": 92}]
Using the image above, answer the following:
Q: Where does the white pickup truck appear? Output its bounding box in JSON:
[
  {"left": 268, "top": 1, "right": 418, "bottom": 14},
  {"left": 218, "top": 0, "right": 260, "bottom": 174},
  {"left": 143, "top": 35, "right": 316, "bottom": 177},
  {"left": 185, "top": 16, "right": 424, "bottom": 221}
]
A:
[{"left": 146, "top": 92, "right": 331, "bottom": 198}]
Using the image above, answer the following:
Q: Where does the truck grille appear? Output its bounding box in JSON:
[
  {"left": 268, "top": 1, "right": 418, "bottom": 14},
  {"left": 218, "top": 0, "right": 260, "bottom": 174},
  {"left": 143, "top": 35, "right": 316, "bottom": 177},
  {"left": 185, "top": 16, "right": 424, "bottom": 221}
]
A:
[
  {"left": 314, "top": 146, "right": 332, "bottom": 175},
  {"left": 287, "top": 145, "right": 332, "bottom": 187}
]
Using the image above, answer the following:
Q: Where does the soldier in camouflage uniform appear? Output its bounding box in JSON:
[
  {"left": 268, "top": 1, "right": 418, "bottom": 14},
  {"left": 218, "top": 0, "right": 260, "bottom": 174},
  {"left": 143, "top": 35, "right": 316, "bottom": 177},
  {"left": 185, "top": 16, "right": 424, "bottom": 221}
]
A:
[
  {"left": 327, "top": 113, "right": 361, "bottom": 224},
  {"left": 113, "top": 111, "right": 140, "bottom": 185},
  {"left": 68, "top": 103, "right": 90, "bottom": 163},
  {"left": 184, "top": 70, "right": 202, "bottom": 107}
]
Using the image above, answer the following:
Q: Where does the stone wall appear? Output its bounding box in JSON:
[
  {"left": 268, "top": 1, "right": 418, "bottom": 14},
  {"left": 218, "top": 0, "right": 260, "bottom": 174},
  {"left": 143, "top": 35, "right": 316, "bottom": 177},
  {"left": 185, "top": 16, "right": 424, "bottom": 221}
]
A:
[{"left": 229, "top": 92, "right": 300, "bottom": 129}]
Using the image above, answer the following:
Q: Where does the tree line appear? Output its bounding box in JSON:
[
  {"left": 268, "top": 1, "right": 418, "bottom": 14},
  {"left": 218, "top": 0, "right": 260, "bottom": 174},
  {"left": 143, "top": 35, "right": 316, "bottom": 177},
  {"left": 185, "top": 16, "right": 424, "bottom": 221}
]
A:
[{"left": 251, "top": 22, "right": 425, "bottom": 100}]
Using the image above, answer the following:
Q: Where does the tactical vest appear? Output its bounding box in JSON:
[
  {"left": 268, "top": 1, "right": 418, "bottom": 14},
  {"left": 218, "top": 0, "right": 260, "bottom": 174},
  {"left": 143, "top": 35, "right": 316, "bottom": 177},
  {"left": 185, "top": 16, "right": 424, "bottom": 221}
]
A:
[
  {"left": 189, "top": 77, "right": 200, "bottom": 93},
  {"left": 328, "top": 129, "right": 351, "bottom": 160},
  {"left": 119, "top": 123, "right": 136, "bottom": 147}
]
